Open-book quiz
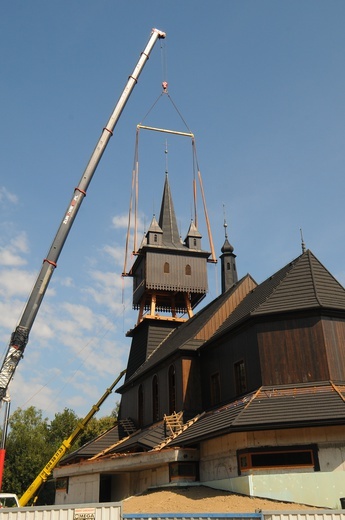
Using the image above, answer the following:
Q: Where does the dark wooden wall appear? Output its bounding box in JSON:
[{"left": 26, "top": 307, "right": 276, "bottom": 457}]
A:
[
  {"left": 200, "top": 327, "right": 262, "bottom": 409},
  {"left": 199, "top": 313, "right": 345, "bottom": 410},
  {"left": 321, "top": 316, "right": 345, "bottom": 380}
]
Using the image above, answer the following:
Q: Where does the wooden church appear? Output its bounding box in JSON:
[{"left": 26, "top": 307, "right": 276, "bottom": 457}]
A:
[{"left": 54, "top": 169, "right": 345, "bottom": 509}]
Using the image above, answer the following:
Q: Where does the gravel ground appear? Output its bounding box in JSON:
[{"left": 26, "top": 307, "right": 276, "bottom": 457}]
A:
[{"left": 122, "top": 486, "right": 318, "bottom": 513}]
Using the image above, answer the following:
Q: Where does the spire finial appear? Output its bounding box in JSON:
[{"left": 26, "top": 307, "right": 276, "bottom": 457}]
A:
[
  {"left": 165, "top": 139, "right": 168, "bottom": 175},
  {"left": 300, "top": 228, "right": 306, "bottom": 253},
  {"left": 223, "top": 204, "right": 228, "bottom": 240}
]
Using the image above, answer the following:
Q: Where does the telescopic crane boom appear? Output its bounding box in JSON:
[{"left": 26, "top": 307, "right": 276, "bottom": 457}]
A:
[
  {"left": 0, "top": 27, "right": 165, "bottom": 489},
  {"left": 0, "top": 28, "right": 165, "bottom": 400},
  {"left": 19, "top": 370, "right": 126, "bottom": 507}
]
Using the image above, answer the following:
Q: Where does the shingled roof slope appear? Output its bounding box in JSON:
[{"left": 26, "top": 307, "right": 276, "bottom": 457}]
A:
[
  {"left": 213, "top": 249, "right": 345, "bottom": 340},
  {"left": 61, "top": 423, "right": 119, "bottom": 464},
  {"left": 168, "top": 381, "right": 345, "bottom": 447},
  {"left": 111, "top": 422, "right": 166, "bottom": 453}
]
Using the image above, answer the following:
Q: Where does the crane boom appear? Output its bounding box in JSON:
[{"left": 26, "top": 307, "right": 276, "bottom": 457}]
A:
[
  {"left": 0, "top": 28, "right": 165, "bottom": 402},
  {"left": 19, "top": 369, "right": 126, "bottom": 507}
]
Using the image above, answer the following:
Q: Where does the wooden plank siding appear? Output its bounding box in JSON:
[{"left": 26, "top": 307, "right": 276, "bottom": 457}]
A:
[
  {"left": 195, "top": 275, "right": 257, "bottom": 341},
  {"left": 125, "top": 320, "right": 179, "bottom": 379},
  {"left": 200, "top": 327, "right": 262, "bottom": 409},
  {"left": 146, "top": 252, "right": 208, "bottom": 293},
  {"left": 256, "top": 316, "right": 330, "bottom": 385},
  {"left": 321, "top": 317, "right": 345, "bottom": 380},
  {"left": 181, "top": 357, "right": 202, "bottom": 414}
]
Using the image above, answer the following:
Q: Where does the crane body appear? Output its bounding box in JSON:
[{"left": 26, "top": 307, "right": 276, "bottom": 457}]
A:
[{"left": 0, "top": 27, "right": 165, "bottom": 489}]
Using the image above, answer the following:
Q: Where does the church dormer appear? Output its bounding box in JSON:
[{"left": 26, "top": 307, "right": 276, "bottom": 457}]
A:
[
  {"left": 146, "top": 214, "right": 163, "bottom": 246},
  {"left": 185, "top": 220, "right": 202, "bottom": 250}
]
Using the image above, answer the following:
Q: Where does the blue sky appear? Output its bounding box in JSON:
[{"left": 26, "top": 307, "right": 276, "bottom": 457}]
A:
[{"left": 1, "top": 1, "right": 345, "bottom": 420}]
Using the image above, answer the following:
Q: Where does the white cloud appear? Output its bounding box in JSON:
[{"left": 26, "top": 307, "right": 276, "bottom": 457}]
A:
[
  {"left": 0, "top": 268, "right": 35, "bottom": 298},
  {"left": 59, "top": 276, "right": 74, "bottom": 287},
  {"left": 103, "top": 244, "right": 126, "bottom": 267},
  {"left": 0, "top": 187, "right": 18, "bottom": 205},
  {"left": 0, "top": 248, "right": 26, "bottom": 266},
  {"left": 0, "top": 231, "right": 29, "bottom": 267},
  {"left": 111, "top": 214, "right": 129, "bottom": 229}
]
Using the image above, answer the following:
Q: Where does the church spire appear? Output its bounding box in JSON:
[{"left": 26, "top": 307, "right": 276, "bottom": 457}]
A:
[
  {"left": 220, "top": 210, "right": 238, "bottom": 292},
  {"left": 158, "top": 173, "right": 182, "bottom": 247}
]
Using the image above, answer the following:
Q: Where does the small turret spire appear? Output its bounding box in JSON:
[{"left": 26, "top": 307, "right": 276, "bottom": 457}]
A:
[
  {"left": 220, "top": 205, "right": 237, "bottom": 292},
  {"left": 165, "top": 140, "right": 168, "bottom": 174},
  {"left": 300, "top": 228, "right": 306, "bottom": 254},
  {"left": 223, "top": 204, "right": 228, "bottom": 240}
]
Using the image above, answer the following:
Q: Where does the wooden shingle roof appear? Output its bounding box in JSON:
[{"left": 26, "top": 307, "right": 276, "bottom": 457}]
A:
[
  {"left": 168, "top": 381, "right": 345, "bottom": 447},
  {"left": 212, "top": 249, "right": 345, "bottom": 341},
  {"left": 61, "top": 423, "right": 120, "bottom": 464}
]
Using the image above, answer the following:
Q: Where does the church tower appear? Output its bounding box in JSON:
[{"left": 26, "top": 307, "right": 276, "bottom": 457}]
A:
[
  {"left": 220, "top": 219, "right": 238, "bottom": 292},
  {"left": 131, "top": 173, "right": 210, "bottom": 322},
  {"left": 125, "top": 173, "right": 210, "bottom": 379}
]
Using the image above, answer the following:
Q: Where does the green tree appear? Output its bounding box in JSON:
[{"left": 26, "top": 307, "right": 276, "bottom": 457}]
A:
[
  {"left": 2, "top": 405, "right": 117, "bottom": 504},
  {"left": 78, "top": 415, "right": 115, "bottom": 447},
  {"left": 47, "top": 408, "right": 79, "bottom": 450},
  {"left": 2, "top": 407, "right": 50, "bottom": 497}
]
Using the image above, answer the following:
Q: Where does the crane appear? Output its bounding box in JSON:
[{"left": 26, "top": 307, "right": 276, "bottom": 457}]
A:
[
  {"left": 0, "top": 27, "right": 166, "bottom": 489},
  {"left": 18, "top": 370, "right": 126, "bottom": 507}
]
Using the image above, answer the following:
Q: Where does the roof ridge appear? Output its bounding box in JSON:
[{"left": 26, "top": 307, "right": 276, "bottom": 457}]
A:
[
  {"left": 249, "top": 255, "right": 301, "bottom": 315},
  {"left": 307, "top": 250, "right": 323, "bottom": 306}
]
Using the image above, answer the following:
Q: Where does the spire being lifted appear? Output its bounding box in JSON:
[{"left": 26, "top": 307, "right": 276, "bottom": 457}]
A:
[{"left": 158, "top": 173, "right": 182, "bottom": 247}]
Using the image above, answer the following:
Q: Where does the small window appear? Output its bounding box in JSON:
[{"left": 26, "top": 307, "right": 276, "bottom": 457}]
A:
[
  {"left": 168, "top": 365, "right": 176, "bottom": 414},
  {"left": 152, "top": 375, "right": 159, "bottom": 422},
  {"left": 154, "top": 234, "right": 158, "bottom": 243},
  {"left": 169, "top": 462, "right": 198, "bottom": 482},
  {"left": 56, "top": 477, "right": 69, "bottom": 492},
  {"left": 185, "top": 264, "right": 191, "bottom": 275},
  {"left": 164, "top": 262, "right": 170, "bottom": 273},
  {"left": 226, "top": 262, "right": 231, "bottom": 270},
  {"left": 234, "top": 360, "right": 247, "bottom": 395},
  {"left": 138, "top": 384, "right": 144, "bottom": 428},
  {"left": 237, "top": 445, "right": 319, "bottom": 474},
  {"left": 193, "top": 238, "right": 197, "bottom": 246},
  {"left": 210, "top": 372, "right": 221, "bottom": 406}
]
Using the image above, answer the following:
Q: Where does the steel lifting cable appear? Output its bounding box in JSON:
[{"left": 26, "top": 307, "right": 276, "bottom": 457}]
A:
[
  {"left": 123, "top": 129, "right": 139, "bottom": 276},
  {"left": 123, "top": 38, "right": 217, "bottom": 276},
  {"left": 192, "top": 139, "right": 217, "bottom": 263}
]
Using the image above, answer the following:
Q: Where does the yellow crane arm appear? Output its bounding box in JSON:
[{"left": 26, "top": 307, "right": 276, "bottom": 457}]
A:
[{"left": 19, "top": 369, "right": 126, "bottom": 507}]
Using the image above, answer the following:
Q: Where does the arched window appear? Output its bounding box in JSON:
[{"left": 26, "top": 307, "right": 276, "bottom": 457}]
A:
[
  {"left": 168, "top": 365, "right": 176, "bottom": 414},
  {"left": 154, "top": 234, "right": 158, "bottom": 243},
  {"left": 226, "top": 262, "right": 231, "bottom": 270},
  {"left": 193, "top": 238, "right": 197, "bottom": 246},
  {"left": 152, "top": 375, "right": 159, "bottom": 422},
  {"left": 164, "top": 262, "right": 170, "bottom": 273},
  {"left": 185, "top": 264, "right": 191, "bottom": 275},
  {"left": 138, "top": 384, "right": 144, "bottom": 428}
]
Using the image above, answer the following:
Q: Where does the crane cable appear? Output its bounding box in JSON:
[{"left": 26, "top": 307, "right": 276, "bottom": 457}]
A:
[{"left": 122, "top": 39, "right": 217, "bottom": 278}]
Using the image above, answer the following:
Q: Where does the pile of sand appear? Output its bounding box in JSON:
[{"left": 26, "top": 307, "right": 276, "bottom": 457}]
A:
[{"left": 122, "top": 486, "right": 318, "bottom": 513}]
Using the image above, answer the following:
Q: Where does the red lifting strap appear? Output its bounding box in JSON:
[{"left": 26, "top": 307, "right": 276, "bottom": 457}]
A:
[
  {"left": 103, "top": 126, "right": 114, "bottom": 136},
  {"left": 75, "top": 187, "right": 87, "bottom": 196},
  {"left": 43, "top": 259, "right": 57, "bottom": 268}
]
